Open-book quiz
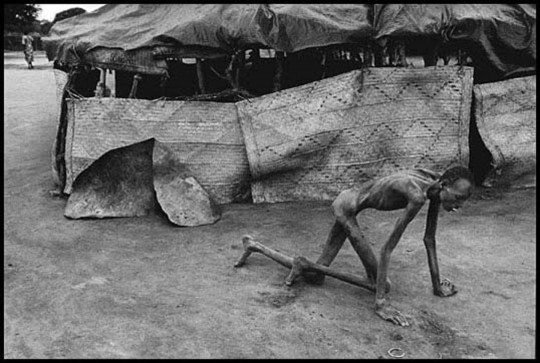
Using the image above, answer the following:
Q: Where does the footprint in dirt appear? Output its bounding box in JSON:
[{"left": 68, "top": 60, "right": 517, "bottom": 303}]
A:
[
  {"left": 414, "top": 309, "right": 492, "bottom": 358},
  {"left": 251, "top": 287, "right": 298, "bottom": 308}
]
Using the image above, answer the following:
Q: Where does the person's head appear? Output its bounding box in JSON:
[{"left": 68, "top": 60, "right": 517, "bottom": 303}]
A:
[{"left": 438, "top": 166, "right": 473, "bottom": 212}]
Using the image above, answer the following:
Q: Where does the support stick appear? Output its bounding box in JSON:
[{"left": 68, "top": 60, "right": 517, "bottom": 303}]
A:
[
  {"left": 235, "top": 235, "right": 375, "bottom": 292},
  {"left": 234, "top": 235, "right": 294, "bottom": 269},
  {"left": 235, "top": 51, "right": 244, "bottom": 90},
  {"left": 273, "top": 51, "right": 284, "bottom": 92},
  {"left": 196, "top": 59, "right": 206, "bottom": 94},
  {"left": 94, "top": 68, "right": 107, "bottom": 97},
  {"left": 226, "top": 53, "right": 239, "bottom": 90},
  {"left": 128, "top": 74, "right": 142, "bottom": 98}
]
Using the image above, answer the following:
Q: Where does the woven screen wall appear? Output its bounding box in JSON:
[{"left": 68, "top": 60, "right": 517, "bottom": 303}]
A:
[
  {"left": 51, "top": 69, "right": 69, "bottom": 187},
  {"left": 64, "top": 98, "right": 251, "bottom": 204},
  {"left": 60, "top": 66, "right": 475, "bottom": 209},
  {"left": 237, "top": 67, "right": 473, "bottom": 203},
  {"left": 474, "top": 75, "right": 536, "bottom": 188}
]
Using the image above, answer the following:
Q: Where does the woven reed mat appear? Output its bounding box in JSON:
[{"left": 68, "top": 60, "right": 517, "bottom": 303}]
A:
[
  {"left": 65, "top": 139, "right": 156, "bottom": 219},
  {"left": 64, "top": 98, "right": 251, "bottom": 204},
  {"left": 474, "top": 75, "right": 536, "bottom": 188},
  {"left": 51, "top": 69, "right": 69, "bottom": 187},
  {"left": 237, "top": 66, "right": 473, "bottom": 203}
]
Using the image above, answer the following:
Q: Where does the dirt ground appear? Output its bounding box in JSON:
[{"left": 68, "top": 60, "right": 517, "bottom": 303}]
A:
[{"left": 3, "top": 51, "right": 536, "bottom": 359}]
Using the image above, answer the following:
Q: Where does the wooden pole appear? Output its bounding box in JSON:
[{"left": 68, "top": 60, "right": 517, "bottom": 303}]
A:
[
  {"left": 128, "top": 74, "right": 142, "bottom": 98},
  {"left": 159, "top": 75, "right": 168, "bottom": 98},
  {"left": 397, "top": 40, "right": 408, "bottom": 67},
  {"left": 196, "top": 58, "right": 206, "bottom": 94},
  {"left": 422, "top": 37, "right": 439, "bottom": 67},
  {"left": 374, "top": 41, "right": 386, "bottom": 67},
  {"left": 320, "top": 49, "right": 327, "bottom": 79},
  {"left": 108, "top": 69, "right": 116, "bottom": 97},
  {"left": 94, "top": 68, "right": 107, "bottom": 97},
  {"left": 225, "top": 53, "right": 239, "bottom": 90},
  {"left": 235, "top": 51, "right": 245, "bottom": 90},
  {"left": 364, "top": 43, "right": 373, "bottom": 67},
  {"left": 273, "top": 51, "right": 284, "bottom": 92}
]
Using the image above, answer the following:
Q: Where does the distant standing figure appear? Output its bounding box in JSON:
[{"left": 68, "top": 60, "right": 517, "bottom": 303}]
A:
[{"left": 22, "top": 32, "right": 34, "bottom": 69}]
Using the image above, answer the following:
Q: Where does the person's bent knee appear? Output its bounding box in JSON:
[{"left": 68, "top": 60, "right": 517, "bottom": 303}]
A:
[{"left": 332, "top": 190, "right": 357, "bottom": 221}]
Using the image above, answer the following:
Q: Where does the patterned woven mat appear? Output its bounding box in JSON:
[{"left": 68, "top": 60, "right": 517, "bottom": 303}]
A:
[
  {"left": 237, "top": 67, "right": 474, "bottom": 203},
  {"left": 474, "top": 75, "right": 536, "bottom": 188},
  {"left": 65, "top": 139, "right": 156, "bottom": 219},
  {"left": 64, "top": 98, "right": 251, "bottom": 204}
]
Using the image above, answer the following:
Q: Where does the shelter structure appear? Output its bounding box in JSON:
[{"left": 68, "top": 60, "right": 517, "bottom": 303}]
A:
[
  {"left": 45, "top": 4, "right": 535, "bottom": 91},
  {"left": 43, "top": 4, "right": 536, "bottom": 222}
]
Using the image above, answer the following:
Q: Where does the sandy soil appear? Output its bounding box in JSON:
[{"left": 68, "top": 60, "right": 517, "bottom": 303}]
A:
[{"left": 3, "top": 51, "right": 536, "bottom": 359}]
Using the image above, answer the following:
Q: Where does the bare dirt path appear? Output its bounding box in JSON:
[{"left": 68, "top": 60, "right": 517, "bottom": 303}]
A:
[{"left": 3, "top": 51, "right": 536, "bottom": 358}]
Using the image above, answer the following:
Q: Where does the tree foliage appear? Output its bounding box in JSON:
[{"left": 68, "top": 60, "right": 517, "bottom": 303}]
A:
[{"left": 4, "top": 4, "right": 41, "bottom": 33}]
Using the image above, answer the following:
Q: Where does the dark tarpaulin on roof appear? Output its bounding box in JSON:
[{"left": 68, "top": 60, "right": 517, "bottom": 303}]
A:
[
  {"left": 44, "top": 4, "right": 535, "bottom": 81},
  {"left": 43, "top": 4, "right": 373, "bottom": 73},
  {"left": 44, "top": 4, "right": 265, "bottom": 73},
  {"left": 257, "top": 4, "right": 373, "bottom": 52},
  {"left": 374, "top": 4, "right": 536, "bottom": 81}
]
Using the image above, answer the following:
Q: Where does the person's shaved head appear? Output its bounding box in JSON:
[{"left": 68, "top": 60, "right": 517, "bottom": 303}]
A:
[
  {"left": 439, "top": 166, "right": 473, "bottom": 212},
  {"left": 440, "top": 166, "right": 474, "bottom": 186}
]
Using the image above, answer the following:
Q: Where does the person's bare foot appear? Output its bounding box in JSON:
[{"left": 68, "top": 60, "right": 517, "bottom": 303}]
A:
[
  {"left": 375, "top": 302, "right": 409, "bottom": 326},
  {"left": 434, "top": 278, "right": 457, "bottom": 297}
]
